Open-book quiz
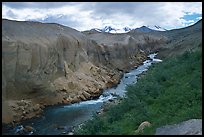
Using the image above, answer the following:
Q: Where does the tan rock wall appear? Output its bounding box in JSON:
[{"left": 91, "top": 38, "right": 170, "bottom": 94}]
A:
[{"left": 2, "top": 19, "right": 167, "bottom": 124}]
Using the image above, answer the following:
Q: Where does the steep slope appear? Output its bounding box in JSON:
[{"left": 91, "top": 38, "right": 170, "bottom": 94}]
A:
[
  {"left": 2, "top": 19, "right": 167, "bottom": 124},
  {"left": 2, "top": 19, "right": 121, "bottom": 124},
  {"left": 83, "top": 29, "right": 167, "bottom": 53},
  {"left": 155, "top": 19, "right": 202, "bottom": 58}
]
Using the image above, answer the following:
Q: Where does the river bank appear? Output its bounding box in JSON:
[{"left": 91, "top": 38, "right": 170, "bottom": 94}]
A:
[
  {"left": 2, "top": 52, "right": 159, "bottom": 134},
  {"left": 74, "top": 50, "right": 202, "bottom": 135},
  {"left": 2, "top": 51, "right": 148, "bottom": 125}
]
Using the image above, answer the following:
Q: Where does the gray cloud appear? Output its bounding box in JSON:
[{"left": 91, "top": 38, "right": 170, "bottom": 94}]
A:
[
  {"left": 90, "top": 2, "right": 146, "bottom": 15},
  {"left": 78, "top": 2, "right": 173, "bottom": 26},
  {"left": 6, "top": 10, "right": 16, "bottom": 18},
  {"left": 2, "top": 2, "right": 76, "bottom": 9},
  {"left": 34, "top": 14, "right": 83, "bottom": 30},
  {"left": 2, "top": 2, "right": 202, "bottom": 31}
]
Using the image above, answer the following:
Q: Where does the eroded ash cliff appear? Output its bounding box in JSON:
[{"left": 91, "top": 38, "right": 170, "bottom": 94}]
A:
[{"left": 2, "top": 19, "right": 167, "bottom": 124}]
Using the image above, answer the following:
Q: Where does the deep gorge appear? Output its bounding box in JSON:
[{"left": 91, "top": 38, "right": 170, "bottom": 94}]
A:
[
  {"left": 2, "top": 19, "right": 202, "bottom": 135},
  {"left": 2, "top": 19, "right": 167, "bottom": 124},
  {"left": 2, "top": 53, "right": 162, "bottom": 135}
]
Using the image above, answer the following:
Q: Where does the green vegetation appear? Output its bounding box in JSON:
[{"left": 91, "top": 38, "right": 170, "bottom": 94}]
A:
[{"left": 74, "top": 50, "right": 202, "bottom": 135}]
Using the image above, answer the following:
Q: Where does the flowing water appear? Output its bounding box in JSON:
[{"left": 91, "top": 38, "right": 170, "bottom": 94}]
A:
[{"left": 2, "top": 53, "right": 162, "bottom": 135}]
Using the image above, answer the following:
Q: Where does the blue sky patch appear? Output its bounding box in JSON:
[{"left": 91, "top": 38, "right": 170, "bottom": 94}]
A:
[{"left": 182, "top": 13, "right": 202, "bottom": 21}]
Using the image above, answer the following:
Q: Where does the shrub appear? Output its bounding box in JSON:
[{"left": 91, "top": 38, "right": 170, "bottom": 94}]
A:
[{"left": 74, "top": 50, "right": 202, "bottom": 135}]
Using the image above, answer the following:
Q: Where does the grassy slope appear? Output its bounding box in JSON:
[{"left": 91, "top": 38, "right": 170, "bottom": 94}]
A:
[{"left": 74, "top": 49, "right": 202, "bottom": 135}]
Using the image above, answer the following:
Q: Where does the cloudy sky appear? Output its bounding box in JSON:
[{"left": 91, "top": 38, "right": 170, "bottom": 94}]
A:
[{"left": 2, "top": 2, "right": 202, "bottom": 31}]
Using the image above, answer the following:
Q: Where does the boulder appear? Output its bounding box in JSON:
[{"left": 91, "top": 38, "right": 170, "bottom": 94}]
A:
[
  {"left": 82, "top": 91, "right": 91, "bottom": 99},
  {"left": 67, "top": 132, "right": 74, "bottom": 135},
  {"left": 136, "top": 121, "right": 151, "bottom": 133},
  {"left": 60, "top": 87, "right": 67, "bottom": 91},
  {"left": 105, "top": 81, "right": 115, "bottom": 88},
  {"left": 23, "top": 125, "right": 34, "bottom": 132},
  {"left": 57, "top": 125, "right": 65, "bottom": 130},
  {"left": 155, "top": 119, "right": 202, "bottom": 135}
]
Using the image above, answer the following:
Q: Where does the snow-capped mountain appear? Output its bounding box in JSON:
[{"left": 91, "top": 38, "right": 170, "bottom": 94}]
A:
[
  {"left": 147, "top": 25, "right": 167, "bottom": 31},
  {"left": 123, "top": 27, "right": 131, "bottom": 32},
  {"left": 90, "top": 25, "right": 167, "bottom": 33},
  {"left": 102, "top": 26, "right": 117, "bottom": 33},
  {"left": 92, "top": 26, "right": 132, "bottom": 33}
]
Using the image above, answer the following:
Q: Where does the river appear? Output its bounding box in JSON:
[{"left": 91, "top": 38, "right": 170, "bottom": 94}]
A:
[{"left": 2, "top": 53, "right": 162, "bottom": 135}]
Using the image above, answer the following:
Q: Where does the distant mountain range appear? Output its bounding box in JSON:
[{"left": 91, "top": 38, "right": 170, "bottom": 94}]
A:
[{"left": 90, "top": 25, "right": 167, "bottom": 33}]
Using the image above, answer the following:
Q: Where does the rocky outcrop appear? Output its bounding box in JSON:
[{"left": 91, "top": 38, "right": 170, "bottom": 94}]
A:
[
  {"left": 155, "top": 119, "right": 202, "bottom": 135},
  {"left": 135, "top": 121, "right": 151, "bottom": 133},
  {"left": 2, "top": 19, "right": 167, "bottom": 124}
]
